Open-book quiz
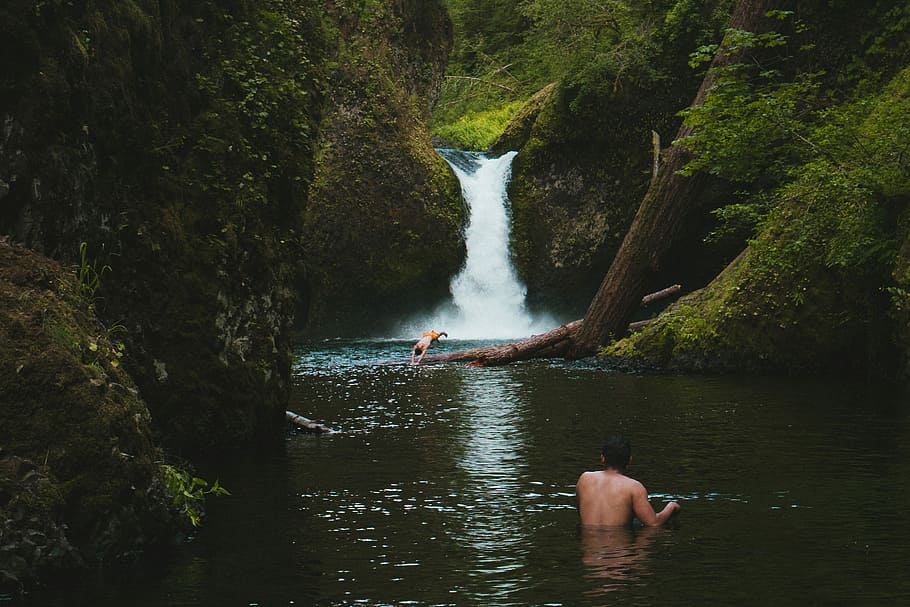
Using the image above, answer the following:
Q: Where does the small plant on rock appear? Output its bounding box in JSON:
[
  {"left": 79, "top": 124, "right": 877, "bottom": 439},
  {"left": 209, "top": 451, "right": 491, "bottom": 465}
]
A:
[
  {"left": 160, "top": 464, "right": 231, "bottom": 527},
  {"left": 77, "top": 241, "right": 110, "bottom": 303}
]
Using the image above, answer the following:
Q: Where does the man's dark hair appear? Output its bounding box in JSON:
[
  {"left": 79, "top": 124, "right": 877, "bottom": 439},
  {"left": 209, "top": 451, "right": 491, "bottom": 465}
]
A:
[{"left": 601, "top": 435, "right": 632, "bottom": 471}]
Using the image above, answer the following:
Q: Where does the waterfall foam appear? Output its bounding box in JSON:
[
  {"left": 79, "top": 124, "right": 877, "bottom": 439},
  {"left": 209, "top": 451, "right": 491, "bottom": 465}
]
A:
[{"left": 396, "top": 149, "right": 554, "bottom": 340}]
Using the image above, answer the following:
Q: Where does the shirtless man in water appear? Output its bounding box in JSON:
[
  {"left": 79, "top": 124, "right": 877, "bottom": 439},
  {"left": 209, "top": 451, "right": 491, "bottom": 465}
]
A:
[
  {"left": 576, "top": 435, "right": 680, "bottom": 527},
  {"left": 411, "top": 330, "right": 447, "bottom": 364}
]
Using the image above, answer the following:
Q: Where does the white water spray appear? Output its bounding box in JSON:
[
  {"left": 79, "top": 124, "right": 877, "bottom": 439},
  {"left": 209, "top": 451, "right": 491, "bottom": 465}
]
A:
[{"left": 398, "top": 150, "right": 554, "bottom": 340}]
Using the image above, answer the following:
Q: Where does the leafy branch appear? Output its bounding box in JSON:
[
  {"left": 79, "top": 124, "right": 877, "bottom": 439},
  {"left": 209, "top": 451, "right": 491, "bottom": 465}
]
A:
[{"left": 160, "top": 464, "right": 231, "bottom": 527}]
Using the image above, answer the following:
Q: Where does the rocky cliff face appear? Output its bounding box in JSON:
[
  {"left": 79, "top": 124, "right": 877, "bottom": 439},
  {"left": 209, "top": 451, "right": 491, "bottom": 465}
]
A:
[
  {"left": 0, "top": 0, "right": 458, "bottom": 587},
  {"left": 0, "top": 0, "right": 459, "bottom": 451}
]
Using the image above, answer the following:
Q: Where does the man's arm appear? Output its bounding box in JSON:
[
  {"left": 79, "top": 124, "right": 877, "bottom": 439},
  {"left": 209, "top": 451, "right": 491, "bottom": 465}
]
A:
[{"left": 631, "top": 481, "right": 680, "bottom": 527}]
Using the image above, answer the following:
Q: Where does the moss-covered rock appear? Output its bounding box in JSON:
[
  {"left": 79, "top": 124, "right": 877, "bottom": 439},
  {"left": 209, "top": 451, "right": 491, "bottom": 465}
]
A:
[
  {"left": 0, "top": 0, "right": 457, "bottom": 447},
  {"left": 500, "top": 78, "right": 701, "bottom": 317},
  {"left": 301, "top": 0, "right": 464, "bottom": 333},
  {"left": 602, "top": 246, "right": 888, "bottom": 374},
  {"left": 490, "top": 83, "right": 557, "bottom": 156},
  {"left": 892, "top": 212, "right": 910, "bottom": 383},
  {"left": 0, "top": 242, "right": 177, "bottom": 591},
  {"left": 475, "top": 2, "right": 737, "bottom": 318},
  {"left": 0, "top": 0, "right": 318, "bottom": 451}
]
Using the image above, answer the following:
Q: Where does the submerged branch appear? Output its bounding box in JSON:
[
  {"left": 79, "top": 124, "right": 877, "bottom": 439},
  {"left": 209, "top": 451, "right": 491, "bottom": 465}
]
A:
[{"left": 286, "top": 410, "right": 334, "bottom": 433}]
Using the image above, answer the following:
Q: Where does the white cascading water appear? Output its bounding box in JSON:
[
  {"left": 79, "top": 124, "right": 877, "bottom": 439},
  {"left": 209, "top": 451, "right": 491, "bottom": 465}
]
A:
[{"left": 398, "top": 150, "right": 553, "bottom": 340}]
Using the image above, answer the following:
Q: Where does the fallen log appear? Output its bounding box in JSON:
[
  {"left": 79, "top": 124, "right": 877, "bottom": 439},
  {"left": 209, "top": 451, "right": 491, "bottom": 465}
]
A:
[
  {"left": 417, "top": 284, "right": 680, "bottom": 366},
  {"left": 640, "top": 284, "right": 682, "bottom": 306},
  {"left": 419, "top": 319, "right": 582, "bottom": 366},
  {"left": 286, "top": 410, "right": 334, "bottom": 433}
]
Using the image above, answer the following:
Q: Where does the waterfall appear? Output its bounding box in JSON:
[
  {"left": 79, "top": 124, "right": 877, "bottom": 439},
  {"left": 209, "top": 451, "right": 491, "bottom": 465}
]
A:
[{"left": 397, "top": 149, "right": 553, "bottom": 340}]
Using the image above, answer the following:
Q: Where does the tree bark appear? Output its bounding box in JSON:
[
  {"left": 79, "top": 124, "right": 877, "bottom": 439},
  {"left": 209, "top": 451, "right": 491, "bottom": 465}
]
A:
[{"left": 569, "top": 0, "right": 777, "bottom": 357}]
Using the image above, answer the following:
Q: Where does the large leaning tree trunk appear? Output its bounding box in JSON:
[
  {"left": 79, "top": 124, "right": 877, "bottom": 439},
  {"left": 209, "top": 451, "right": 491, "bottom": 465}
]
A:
[
  {"left": 419, "top": 0, "right": 777, "bottom": 366},
  {"left": 569, "top": 0, "right": 777, "bottom": 357}
]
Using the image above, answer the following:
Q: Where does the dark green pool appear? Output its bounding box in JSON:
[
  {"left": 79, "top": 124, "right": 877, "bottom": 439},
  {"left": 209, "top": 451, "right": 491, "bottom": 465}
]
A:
[{"left": 27, "top": 339, "right": 910, "bottom": 606}]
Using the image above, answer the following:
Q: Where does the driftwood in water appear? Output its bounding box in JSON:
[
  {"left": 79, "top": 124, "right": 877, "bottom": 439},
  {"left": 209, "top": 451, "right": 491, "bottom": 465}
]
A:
[
  {"left": 286, "top": 410, "right": 334, "bottom": 433},
  {"left": 418, "top": 284, "right": 680, "bottom": 367}
]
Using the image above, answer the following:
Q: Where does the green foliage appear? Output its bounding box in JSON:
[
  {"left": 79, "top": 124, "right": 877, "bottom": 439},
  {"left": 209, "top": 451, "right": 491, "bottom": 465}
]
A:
[
  {"left": 520, "top": 0, "right": 664, "bottom": 95},
  {"left": 170, "top": 0, "right": 326, "bottom": 219},
  {"left": 800, "top": 70, "right": 909, "bottom": 274},
  {"left": 680, "top": 68, "right": 823, "bottom": 182},
  {"left": 77, "top": 242, "right": 110, "bottom": 303},
  {"left": 432, "top": 100, "right": 523, "bottom": 149},
  {"left": 704, "top": 194, "right": 772, "bottom": 247},
  {"left": 678, "top": 16, "right": 822, "bottom": 183},
  {"left": 84, "top": 325, "right": 126, "bottom": 371},
  {"left": 434, "top": 0, "right": 731, "bottom": 136},
  {"left": 433, "top": 56, "right": 527, "bottom": 130},
  {"left": 677, "top": 7, "right": 910, "bottom": 284},
  {"left": 160, "top": 464, "right": 230, "bottom": 527},
  {"left": 662, "top": 0, "right": 736, "bottom": 54}
]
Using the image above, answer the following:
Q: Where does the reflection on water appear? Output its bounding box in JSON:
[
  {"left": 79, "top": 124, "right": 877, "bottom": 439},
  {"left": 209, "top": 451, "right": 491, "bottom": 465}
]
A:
[
  {"left": 453, "top": 367, "right": 530, "bottom": 602},
  {"left": 580, "top": 525, "right": 660, "bottom": 593}
]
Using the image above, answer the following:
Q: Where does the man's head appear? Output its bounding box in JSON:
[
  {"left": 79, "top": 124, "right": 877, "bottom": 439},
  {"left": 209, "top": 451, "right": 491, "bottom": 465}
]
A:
[{"left": 601, "top": 435, "right": 632, "bottom": 471}]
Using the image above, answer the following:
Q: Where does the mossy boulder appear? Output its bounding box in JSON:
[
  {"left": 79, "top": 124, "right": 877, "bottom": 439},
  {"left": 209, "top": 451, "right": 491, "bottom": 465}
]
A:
[
  {"left": 301, "top": 0, "right": 464, "bottom": 333},
  {"left": 480, "top": 3, "right": 738, "bottom": 318},
  {"left": 893, "top": 213, "right": 910, "bottom": 382},
  {"left": 602, "top": 246, "right": 890, "bottom": 374},
  {"left": 0, "top": 242, "right": 177, "bottom": 591},
  {"left": 490, "top": 83, "right": 557, "bottom": 156}
]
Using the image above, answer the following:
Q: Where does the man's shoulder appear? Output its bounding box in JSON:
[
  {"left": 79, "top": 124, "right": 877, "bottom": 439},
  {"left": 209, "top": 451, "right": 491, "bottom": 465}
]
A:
[
  {"left": 576, "top": 470, "right": 608, "bottom": 488},
  {"left": 623, "top": 476, "right": 649, "bottom": 496},
  {"left": 577, "top": 470, "right": 597, "bottom": 483}
]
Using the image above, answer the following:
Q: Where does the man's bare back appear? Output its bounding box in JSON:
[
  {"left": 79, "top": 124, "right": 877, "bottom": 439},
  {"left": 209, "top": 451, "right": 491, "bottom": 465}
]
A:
[
  {"left": 576, "top": 436, "right": 680, "bottom": 528},
  {"left": 576, "top": 469, "right": 678, "bottom": 527}
]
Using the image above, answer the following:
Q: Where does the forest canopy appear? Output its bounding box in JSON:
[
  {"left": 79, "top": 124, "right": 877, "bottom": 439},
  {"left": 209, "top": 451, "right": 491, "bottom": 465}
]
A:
[{"left": 433, "top": 0, "right": 735, "bottom": 147}]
